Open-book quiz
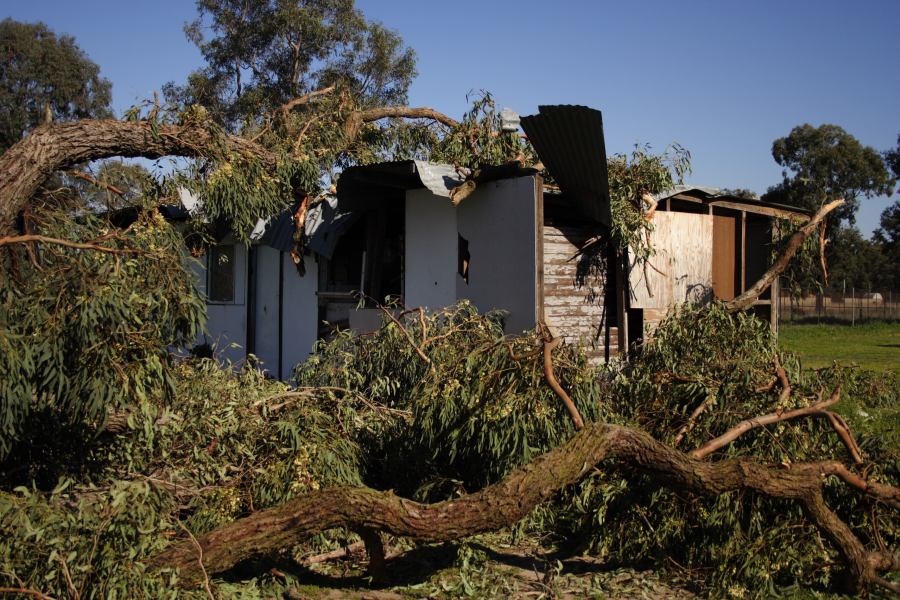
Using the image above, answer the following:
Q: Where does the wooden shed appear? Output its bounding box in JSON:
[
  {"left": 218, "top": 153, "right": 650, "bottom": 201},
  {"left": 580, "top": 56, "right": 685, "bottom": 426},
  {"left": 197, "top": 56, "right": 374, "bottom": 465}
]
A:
[{"left": 625, "top": 186, "right": 808, "bottom": 348}]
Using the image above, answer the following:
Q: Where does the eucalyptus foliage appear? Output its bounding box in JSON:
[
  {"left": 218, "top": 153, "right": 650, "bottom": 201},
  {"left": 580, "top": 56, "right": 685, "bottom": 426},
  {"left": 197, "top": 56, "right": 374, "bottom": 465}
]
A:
[
  {"left": 607, "top": 143, "right": 691, "bottom": 267},
  {"left": 0, "top": 208, "right": 204, "bottom": 461},
  {"left": 554, "top": 303, "right": 899, "bottom": 595},
  {"left": 0, "top": 359, "right": 363, "bottom": 598},
  {"left": 1, "top": 303, "right": 898, "bottom": 596},
  {"left": 429, "top": 92, "right": 538, "bottom": 169},
  {"left": 294, "top": 301, "right": 609, "bottom": 497}
]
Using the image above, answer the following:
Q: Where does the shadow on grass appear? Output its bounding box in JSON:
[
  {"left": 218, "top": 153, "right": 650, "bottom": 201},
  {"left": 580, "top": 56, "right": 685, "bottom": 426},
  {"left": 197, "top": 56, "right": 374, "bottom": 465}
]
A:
[{"left": 782, "top": 316, "right": 900, "bottom": 326}]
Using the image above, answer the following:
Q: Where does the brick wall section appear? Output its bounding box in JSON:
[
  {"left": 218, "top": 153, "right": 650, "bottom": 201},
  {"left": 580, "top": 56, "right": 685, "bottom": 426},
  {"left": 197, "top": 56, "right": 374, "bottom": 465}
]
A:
[{"left": 542, "top": 222, "right": 617, "bottom": 363}]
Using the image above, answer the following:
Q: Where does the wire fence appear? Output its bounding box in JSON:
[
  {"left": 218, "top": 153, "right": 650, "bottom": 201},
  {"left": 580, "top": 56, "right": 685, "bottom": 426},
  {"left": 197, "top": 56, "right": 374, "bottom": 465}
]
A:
[{"left": 779, "top": 286, "right": 900, "bottom": 323}]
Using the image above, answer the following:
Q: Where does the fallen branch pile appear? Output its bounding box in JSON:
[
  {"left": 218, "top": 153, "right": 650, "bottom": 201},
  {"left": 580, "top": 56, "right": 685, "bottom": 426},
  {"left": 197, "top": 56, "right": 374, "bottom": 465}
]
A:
[{"left": 150, "top": 416, "right": 898, "bottom": 594}]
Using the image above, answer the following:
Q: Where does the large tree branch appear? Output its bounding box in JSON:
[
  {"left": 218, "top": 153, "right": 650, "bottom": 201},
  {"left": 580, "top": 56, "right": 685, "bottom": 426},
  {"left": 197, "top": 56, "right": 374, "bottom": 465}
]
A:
[
  {"left": 691, "top": 386, "right": 840, "bottom": 459},
  {"left": 0, "top": 106, "right": 460, "bottom": 231},
  {"left": 725, "top": 199, "right": 845, "bottom": 311},
  {"left": 0, "top": 234, "right": 142, "bottom": 255},
  {"left": 539, "top": 322, "right": 584, "bottom": 430},
  {"left": 342, "top": 106, "right": 459, "bottom": 147},
  {"left": 280, "top": 85, "right": 337, "bottom": 114},
  {"left": 149, "top": 422, "right": 898, "bottom": 593},
  {"left": 0, "top": 119, "right": 279, "bottom": 230}
]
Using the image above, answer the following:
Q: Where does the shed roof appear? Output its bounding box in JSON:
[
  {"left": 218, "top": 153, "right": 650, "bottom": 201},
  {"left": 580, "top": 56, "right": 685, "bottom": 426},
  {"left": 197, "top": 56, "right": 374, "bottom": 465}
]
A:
[{"left": 653, "top": 185, "right": 810, "bottom": 219}]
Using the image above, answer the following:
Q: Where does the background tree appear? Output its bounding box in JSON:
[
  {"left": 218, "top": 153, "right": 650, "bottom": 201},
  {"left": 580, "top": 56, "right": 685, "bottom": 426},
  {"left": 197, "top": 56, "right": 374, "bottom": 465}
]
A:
[
  {"left": 165, "top": 0, "right": 417, "bottom": 131},
  {"left": 872, "top": 135, "right": 900, "bottom": 287},
  {"left": 720, "top": 187, "right": 758, "bottom": 199},
  {"left": 761, "top": 124, "right": 894, "bottom": 226},
  {"left": 0, "top": 18, "right": 112, "bottom": 151},
  {"left": 873, "top": 201, "right": 900, "bottom": 288},
  {"left": 825, "top": 226, "right": 887, "bottom": 291},
  {"left": 762, "top": 124, "right": 896, "bottom": 294},
  {"left": 72, "top": 160, "right": 157, "bottom": 211},
  {"left": 884, "top": 133, "right": 900, "bottom": 184}
]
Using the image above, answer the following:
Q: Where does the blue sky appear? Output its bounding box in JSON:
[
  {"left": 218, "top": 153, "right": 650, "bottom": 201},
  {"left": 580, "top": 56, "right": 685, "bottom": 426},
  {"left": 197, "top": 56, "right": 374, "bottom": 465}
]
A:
[{"left": 5, "top": 0, "right": 899, "bottom": 235}]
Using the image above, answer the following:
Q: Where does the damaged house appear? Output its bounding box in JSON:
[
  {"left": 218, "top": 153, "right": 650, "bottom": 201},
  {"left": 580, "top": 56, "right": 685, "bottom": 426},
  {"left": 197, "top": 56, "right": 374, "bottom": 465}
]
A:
[{"left": 194, "top": 105, "right": 807, "bottom": 377}]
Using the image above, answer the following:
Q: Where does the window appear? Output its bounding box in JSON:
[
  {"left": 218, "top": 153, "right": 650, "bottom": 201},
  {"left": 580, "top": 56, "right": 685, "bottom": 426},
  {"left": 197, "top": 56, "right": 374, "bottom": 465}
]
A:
[
  {"left": 458, "top": 233, "right": 470, "bottom": 283},
  {"left": 208, "top": 244, "right": 235, "bottom": 302}
]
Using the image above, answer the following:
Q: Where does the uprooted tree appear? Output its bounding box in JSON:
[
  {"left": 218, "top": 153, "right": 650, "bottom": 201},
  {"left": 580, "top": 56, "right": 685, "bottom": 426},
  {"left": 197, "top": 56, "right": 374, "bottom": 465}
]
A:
[
  {"left": 1, "top": 94, "right": 895, "bottom": 594},
  {"left": 1, "top": 12, "right": 898, "bottom": 597}
]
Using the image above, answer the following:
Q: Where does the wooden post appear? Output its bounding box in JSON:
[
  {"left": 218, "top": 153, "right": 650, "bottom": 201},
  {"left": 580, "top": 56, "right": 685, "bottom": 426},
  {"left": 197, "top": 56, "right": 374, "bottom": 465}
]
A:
[
  {"left": 770, "top": 276, "right": 779, "bottom": 334},
  {"left": 740, "top": 211, "right": 747, "bottom": 293},
  {"left": 616, "top": 249, "right": 628, "bottom": 358}
]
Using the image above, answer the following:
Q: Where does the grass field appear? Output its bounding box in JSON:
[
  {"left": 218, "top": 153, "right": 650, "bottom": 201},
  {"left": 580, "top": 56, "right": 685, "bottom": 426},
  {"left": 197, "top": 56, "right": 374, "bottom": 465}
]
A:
[{"left": 779, "top": 321, "right": 900, "bottom": 373}]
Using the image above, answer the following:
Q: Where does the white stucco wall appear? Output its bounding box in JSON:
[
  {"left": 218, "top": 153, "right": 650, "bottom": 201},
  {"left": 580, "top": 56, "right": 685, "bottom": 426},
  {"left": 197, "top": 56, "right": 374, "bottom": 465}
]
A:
[
  {"left": 456, "top": 176, "right": 539, "bottom": 334},
  {"left": 252, "top": 246, "right": 281, "bottom": 374},
  {"left": 404, "top": 187, "right": 458, "bottom": 310},
  {"left": 280, "top": 252, "right": 319, "bottom": 378}
]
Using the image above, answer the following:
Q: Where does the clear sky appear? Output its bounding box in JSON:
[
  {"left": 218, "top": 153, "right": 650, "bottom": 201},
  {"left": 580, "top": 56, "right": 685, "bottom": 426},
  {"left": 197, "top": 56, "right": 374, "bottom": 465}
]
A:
[{"left": 5, "top": 0, "right": 899, "bottom": 235}]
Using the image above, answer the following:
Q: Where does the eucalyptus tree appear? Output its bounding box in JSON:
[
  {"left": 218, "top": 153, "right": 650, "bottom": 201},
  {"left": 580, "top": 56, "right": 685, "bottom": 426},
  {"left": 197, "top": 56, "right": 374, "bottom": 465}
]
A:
[
  {"left": 165, "top": 0, "right": 417, "bottom": 131},
  {"left": 0, "top": 18, "right": 112, "bottom": 152},
  {"left": 762, "top": 124, "right": 894, "bottom": 226},
  {"left": 2, "top": 10, "right": 891, "bottom": 594}
]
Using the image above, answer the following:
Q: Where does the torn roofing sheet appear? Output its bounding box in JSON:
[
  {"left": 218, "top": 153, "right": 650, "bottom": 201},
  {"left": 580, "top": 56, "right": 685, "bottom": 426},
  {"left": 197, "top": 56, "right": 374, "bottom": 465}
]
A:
[
  {"left": 412, "top": 160, "right": 465, "bottom": 197},
  {"left": 303, "top": 196, "right": 359, "bottom": 259},
  {"left": 520, "top": 105, "right": 611, "bottom": 226}
]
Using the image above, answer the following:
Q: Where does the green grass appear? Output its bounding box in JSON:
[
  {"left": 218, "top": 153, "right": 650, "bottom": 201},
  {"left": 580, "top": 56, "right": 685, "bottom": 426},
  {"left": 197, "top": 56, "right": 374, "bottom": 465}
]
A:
[{"left": 779, "top": 321, "right": 900, "bottom": 373}]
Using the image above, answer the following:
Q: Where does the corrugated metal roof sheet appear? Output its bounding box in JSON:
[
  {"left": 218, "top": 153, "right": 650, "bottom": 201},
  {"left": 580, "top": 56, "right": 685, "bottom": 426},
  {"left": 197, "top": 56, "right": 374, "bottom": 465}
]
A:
[
  {"left": 258, "top": 210, "right": 295, "bottom": 252},
  {"left": 337, "top": 160, "right": 465, "bottom": 198},
  {"left": 520, "top": 105, "right": 611, "bottom": 226},
  {"left": 413, "top": 160, "right": 465, "bottom": 197}
]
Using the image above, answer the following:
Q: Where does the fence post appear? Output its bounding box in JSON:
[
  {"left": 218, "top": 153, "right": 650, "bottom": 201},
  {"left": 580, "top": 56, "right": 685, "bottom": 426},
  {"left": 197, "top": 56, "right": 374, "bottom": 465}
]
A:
[{"left": 851, "top": 287, "right": 855, "bottom": 327}]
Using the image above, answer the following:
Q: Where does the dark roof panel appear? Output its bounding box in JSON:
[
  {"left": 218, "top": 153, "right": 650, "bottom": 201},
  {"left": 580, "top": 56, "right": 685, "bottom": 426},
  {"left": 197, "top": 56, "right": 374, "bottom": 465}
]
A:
[{"left": 521, "top": 105, "right": 611, "bottom": 226}]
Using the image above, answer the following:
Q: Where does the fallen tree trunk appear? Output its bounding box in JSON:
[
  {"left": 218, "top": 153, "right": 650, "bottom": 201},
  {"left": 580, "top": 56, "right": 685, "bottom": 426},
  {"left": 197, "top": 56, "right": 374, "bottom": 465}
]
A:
[
  {"left": 0, "top": 105, "right": 461, "bottom": 231},
  {"left": 149, "top": 422, "right": 898, "bottom": 594},
  {"left": 0, "top": 119, "right": 279, "bottom": 230}
]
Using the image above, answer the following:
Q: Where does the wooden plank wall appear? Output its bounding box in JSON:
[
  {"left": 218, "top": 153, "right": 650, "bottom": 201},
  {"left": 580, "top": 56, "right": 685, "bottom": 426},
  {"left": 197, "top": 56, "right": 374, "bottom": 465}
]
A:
[
  {"left": 542, "top": 222, "right": 616, "bottom": 363},
  {"left": 628, "top": 211, "right": 714, "bottom": 333},
  {"left": 711, "top": 214, "right": 737, "bottom": 300}
]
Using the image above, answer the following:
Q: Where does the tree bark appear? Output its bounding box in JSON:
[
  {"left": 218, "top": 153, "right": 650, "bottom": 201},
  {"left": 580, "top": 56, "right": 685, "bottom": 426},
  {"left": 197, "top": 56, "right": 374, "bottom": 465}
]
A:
[
  {"left": 0, "top": 119, "right": 278, "bottom": 231},
  {"left": 149, "top": 422, "right": 898, "bottom": 593},
  {"left": 0, "top": 107, "right": 461, "bottom": 232},
  {"left": 343, "top": 106, "right": 459, "bottom": 146}
]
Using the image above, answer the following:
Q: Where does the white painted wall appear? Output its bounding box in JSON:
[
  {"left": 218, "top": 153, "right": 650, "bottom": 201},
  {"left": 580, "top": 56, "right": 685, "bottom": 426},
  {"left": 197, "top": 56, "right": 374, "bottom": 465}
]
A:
[
  {"left": 252, "top": 246, "right": 281, "bottom": 374},
  {"left": 404, "top": 188, "right": 458, "bottom": 310},
  {"left": 456, "top": 176, "right": 539, "bottom": 334},
  {"left": 202, "top": 242, "right": 248, "bottom": 366},
  {"left": 280, "top": 252, "right": 319, "bottom": 378}
]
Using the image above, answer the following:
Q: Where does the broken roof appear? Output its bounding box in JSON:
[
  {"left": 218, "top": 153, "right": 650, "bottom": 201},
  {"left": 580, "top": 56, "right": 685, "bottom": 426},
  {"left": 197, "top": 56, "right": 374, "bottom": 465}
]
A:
[
  {"left": 521, "top": 105, "right": 612, "bottom": 226},
  {"left": 336, "top": 160, "right": 465, "bottom": 198}
]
